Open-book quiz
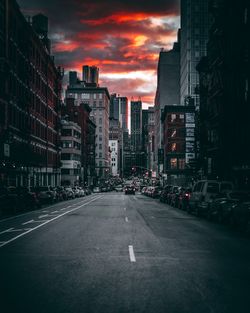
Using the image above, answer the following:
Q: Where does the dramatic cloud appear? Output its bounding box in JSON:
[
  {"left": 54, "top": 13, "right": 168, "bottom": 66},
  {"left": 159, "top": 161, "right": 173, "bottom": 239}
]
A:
[{"left": 18, "top": 0, "right": 180, "bottom": 106}]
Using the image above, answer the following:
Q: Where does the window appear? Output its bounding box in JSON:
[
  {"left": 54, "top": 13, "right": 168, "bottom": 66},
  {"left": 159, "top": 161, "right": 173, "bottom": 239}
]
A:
[
  {"left": 81, "top": 93, "right": 90, "bottom": 99},
  {"left": 61, "top": 129, "right": 72, "bottom": 136},
  {"left": 99, "top": 153, "right": 102, "bottom": 157},
  {"left": 193, "top": 182, "right": 204, "bottom": 192},
  {"left": 170, "top": 129, "right": 177, "bottom": 138},
  {"left": 61, "top": 153, "right": 71, "bottom": 160},
  {"left": 99, "top": 118, "right": 102, "bottom": 123},
  {"left": 93, "top": 94, "right": 97, "bottom": 99},
  {"left": 99, "top": 136, "right": 102, "bottom": 141},
  {"left": 99, "top": 144, "right": 102, "bottom": 149},
  {"left": 171, "top": 143, "right": 177, "bottom": 152},
  {"left": 170, "top": 158, "right": 177, "bottom": 169},
  {"left": 99, "top": 93, "right": 103, "bottom": 99},
  {"left": 62, "top": 141, "right": 73, "bottom": 148},
  {"left": 170, "top": 114, "right": 176, "bottom": 122},
  {"left": 99, "top": 101, "right": 103, "bottom": 107},
  {"left": 93, "top": 101, "right": 96, "bottom": 107},
  {"left": 179, "top": 159, "right": 185, "bottom": 169},
  {"left": 61, "top": 169, "right": 70, "bottom": 175},
  {"left": 207, "top": 183, "right": 219, "bottom": 194}
]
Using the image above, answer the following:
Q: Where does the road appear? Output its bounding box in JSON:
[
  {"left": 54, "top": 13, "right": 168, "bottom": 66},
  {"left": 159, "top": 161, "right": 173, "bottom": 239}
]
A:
[{"left": 0, "top": 192, "right": 250, "bottom": 313}]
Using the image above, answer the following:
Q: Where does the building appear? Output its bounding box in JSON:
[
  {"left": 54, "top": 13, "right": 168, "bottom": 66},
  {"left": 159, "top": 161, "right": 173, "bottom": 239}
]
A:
[
  {"left": 66, "top": 73, "right": 110, "bottom": 178},
  {"left": 131, "top": 99, "right": 142, "bottom": 152},
  {"left": 154, "top": 42, "right": 180, "bottom": 173},
  {"left": 180, "top": 0, "right": 210, "bottom": 107},
  {"left": 197, "top": 0, "right": 250, "bottom": 187},
  {"left": 161, "top": 105, "right": 195, "bottom": 185},
  {"left": 61, "top": 121, "right": 81, "bottom": 186},
  {"left": 82, "top": 65, "right": 99, "bottom": 86},
  {"left": 0, "top": 1, "right": 63, "bottom": 187},
  {"left": 109, "top": 140, "right": 119, "bottom": 176},
  {"left": 62, "top": 98, "right": 96, "bottom": 185},
  {"left": 110, "top": 94, "right": 129, "bottom": 131},
  {"left": 147, "top": 107, "right": 155, "bottom": 173}
]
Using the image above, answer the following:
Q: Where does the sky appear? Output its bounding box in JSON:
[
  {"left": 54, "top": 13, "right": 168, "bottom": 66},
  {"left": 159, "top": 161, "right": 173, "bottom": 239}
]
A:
[{"left": 18, "top": 0, "right": 180, "bottom": 108}]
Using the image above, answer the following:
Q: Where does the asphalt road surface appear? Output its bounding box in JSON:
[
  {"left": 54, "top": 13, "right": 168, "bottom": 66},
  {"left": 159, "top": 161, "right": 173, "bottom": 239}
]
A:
[{"left": 0, "top": 192, "right": 250, "bottom": 313}]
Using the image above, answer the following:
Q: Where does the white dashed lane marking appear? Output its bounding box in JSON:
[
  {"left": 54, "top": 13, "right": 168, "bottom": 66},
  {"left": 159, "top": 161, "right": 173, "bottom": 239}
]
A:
[{"left": 129, "top": 245, "right": 136, "bottom": 262}]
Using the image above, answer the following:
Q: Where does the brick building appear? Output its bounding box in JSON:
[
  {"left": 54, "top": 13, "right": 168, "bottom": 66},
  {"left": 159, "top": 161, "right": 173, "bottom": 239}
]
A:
[{"left": 0, "top": 0, "right": 63, "bottom": 187}]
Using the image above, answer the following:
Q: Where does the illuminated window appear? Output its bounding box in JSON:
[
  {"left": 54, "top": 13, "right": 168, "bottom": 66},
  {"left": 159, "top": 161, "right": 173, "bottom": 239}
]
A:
[
  {"left": 170, "top": 158, "right": 177, "bottom": 169},
  {"left": 171, "top": 143, "right": 177, "bottom": 152}
]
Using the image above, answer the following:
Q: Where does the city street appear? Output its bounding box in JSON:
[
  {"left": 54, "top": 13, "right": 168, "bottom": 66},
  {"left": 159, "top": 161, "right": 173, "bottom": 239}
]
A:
[{"left": 0, "top": 192, "right": 250, "bottom": 313}]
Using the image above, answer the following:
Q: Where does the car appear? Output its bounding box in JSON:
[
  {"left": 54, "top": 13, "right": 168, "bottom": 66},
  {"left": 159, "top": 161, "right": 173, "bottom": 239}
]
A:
[
  {"left": 32, "top": 186, "right": 57, "bottom": 204},
  {"left": 177, "top": 187, "right": 192, "bottom": 210},
  {"left": 93, "top": 186, "right": 101, "bottom": 193},
  {"left": 56, "top": 186, "right": 68, "bottom": 201},
  {"left": 207, "top": 190, "right": 250, "bottom": 223},
  {"left": 124, "top": 185, "right": 135, "bottom": 195},
  {"left": 77, "top": 187, "right": 85, "bottom": 197},
  {"left": 115, "top": 185, "right": 123, "bottom": 192},
  {"left": 72, "top": 187, "right": 81, "bottom": 197},
  {"left": 151, "top": 186, "right": 163, "bottom": 198},
  {"left": 159, "top": 185, "right": 173, "bottom": 203},
  {"left": 189, "top": 180, "right": 234, "bottom": 216},
  {"left": 64, "top": 187, "right": 75, "bottom": 199}
]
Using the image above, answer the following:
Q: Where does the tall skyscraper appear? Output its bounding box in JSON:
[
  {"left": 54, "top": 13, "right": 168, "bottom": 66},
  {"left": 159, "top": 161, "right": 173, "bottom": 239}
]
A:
[
  {"left": 131, "top": 100, "right": 142, "bottom": 151},
  {"left": 110, "top": 94, "right": 129, "bottom": 130},
  {"left": 154, "top": 41, "right": 180, "bottom": 172},
  {"left": 180, "top": 0, "right": 210, "bottom": 107}
]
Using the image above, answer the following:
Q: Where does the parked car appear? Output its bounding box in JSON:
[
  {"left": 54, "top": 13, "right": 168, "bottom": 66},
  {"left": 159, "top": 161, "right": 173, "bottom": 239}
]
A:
[
  {"left": 166, "top": 186, "right": 179, "bottom": 204},
  {"left": 33, "top": 186, "right": 57, "bottom": 204},
  {"left": 207, "top": 190, "right": 250, "bottom": 223},
  {"left": 77, "top": 187, "right": 85, "bottom": 197},
  {"left": 56, "top": 186, "right": 68, "bottom": 201},
  {"left": 141, "top": 186, "right": 147, "bottom": 195},
  {"left": 64, "top": 187, "right": 75, "bottom": 199},
  {"left": 115, "top": 185, "right": 123, "bottom": 192},
  {"left": 151, "top": 186, "right": 163, "bottom": 198},
  {"left": 72, "top": 187, "right": 81, "bottom": 198},
  {"left": 177, "top": 187, "right": 192, "bottom": 210},
  {"left": 170, "top": 187, "right": 185, "bottom": 207},
  {"left": 16, "top": 186, "right": 40, "bottom": 210},
  {"left": 124, "top": 185, "right": 135, "bottom": 195},
  {"left": 93, "top": 186, "right": 101, "bottom": 193},
  {"left": 159, "top": 185, "right": 173, "bottom": 203},
  {"left": 189, "top": 180, "right": 233, "bottom": 216}
]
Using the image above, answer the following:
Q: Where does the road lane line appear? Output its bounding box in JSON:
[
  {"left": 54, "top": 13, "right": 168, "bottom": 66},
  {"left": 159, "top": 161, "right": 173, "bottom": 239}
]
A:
[
  {"left": 124, "top": 207, "right": 126, "bottom": 211},
  {"left": 125, "top": 217, "right": 129, "bottom": 222},
  {"left": 7, "top": 228, "right": 32, "bottom": 232},
  {"left": 0, "top": 195, "right": 97, "bottom": 223},
  {"left": 129, "top": 245, "right": 136, "bottom": 262},
  {"left": 0, "top": 196, "right": 103, "bottom": 248},
  {"left": 22, "top": 220, "right": 34, "bottom": 225},
  {"left": 51, "top": 211, "right": 58, "bottom": 214},
  {"left": 0, "top": 228, "right": 14, "bottom": 235},
  {"left": 30, "top": 220, "right": 50, "bottom": 223},
  {"left": 38, "top": 214, "right": 48, "bottom": 219}
]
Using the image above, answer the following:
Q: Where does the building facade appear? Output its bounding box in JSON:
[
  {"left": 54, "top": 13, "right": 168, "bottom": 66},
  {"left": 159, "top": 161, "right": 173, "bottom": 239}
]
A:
[
  {"left": 0, "top": 1, "right": 63, "bottom": 187},
  {"left": 62, "top": 98, "right": 96, "bottom": 185},
  {"left": 131, "top": 100, "right": 142, "bottom": 152},
  {"left": 82, "top": 65, "right": 99, "bottom": 86},
  {"left": 161, "top": 105, "right": 195, "bottom": 185},
  {"left": 109, "top": 140, "right": 119, "bottom": 176},
  {"left": 61, "top": 121, "right": 81, "bottom": 186},
  {"left": 154, "top": 42, "right": 180, "bottom": 173},
  {"left": 197, "top": 0, "right": 250, "bottom": 187},
  {"left": 66, "top": 74, "right": 110, "bottom": 178},
  {"left": 110, "top": 94, "right": 129, "bottom": 131},
  {"left": 180, "top": 0, "right": 210, "bottom": 107}
]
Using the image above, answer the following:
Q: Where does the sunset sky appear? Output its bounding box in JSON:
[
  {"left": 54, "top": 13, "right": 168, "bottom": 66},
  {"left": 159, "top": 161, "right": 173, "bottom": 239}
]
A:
[{"left": 18, "top": 0, "right": 180, "bottom": 107}]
